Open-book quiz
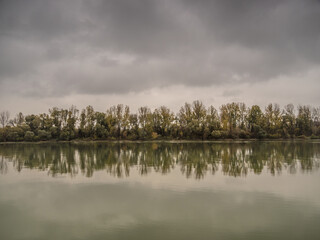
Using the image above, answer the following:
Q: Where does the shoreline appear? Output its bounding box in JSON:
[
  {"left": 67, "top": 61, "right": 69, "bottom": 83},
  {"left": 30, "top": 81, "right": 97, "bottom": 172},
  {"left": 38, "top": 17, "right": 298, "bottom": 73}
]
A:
[{"left": 0, "top": 138, "right": 319, "bottom": 145}]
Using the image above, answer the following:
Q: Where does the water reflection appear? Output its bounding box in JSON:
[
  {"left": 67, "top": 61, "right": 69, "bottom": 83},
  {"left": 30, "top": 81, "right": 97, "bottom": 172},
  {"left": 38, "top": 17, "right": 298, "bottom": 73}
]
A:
[{"left": 0, "top": 141, "right": 319, "bottom": 179}]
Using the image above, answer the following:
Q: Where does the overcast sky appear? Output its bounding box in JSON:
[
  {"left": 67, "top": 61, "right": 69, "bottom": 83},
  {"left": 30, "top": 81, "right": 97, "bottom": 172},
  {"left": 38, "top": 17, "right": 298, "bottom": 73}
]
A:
[{"left": 0, "top": 0, "right": 319, "bottom": 115}]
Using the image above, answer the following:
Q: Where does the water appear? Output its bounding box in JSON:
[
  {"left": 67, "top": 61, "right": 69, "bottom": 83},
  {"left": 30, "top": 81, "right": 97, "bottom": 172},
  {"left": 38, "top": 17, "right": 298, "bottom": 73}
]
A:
[{"left": 0, "top": 141, "right": 320, "bottom": 239}]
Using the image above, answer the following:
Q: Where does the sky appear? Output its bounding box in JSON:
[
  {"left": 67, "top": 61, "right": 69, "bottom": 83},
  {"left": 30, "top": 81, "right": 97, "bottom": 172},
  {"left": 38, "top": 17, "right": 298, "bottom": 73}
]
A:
[{"left": 0, "top": 0, "right": 320, "bottom": 115}]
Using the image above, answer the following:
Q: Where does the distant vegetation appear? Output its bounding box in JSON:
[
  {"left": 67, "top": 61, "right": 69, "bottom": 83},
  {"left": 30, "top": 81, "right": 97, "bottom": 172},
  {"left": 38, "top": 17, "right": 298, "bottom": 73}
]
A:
[{"left": 0, "top": 101, "right": 319, "bottom": 142}]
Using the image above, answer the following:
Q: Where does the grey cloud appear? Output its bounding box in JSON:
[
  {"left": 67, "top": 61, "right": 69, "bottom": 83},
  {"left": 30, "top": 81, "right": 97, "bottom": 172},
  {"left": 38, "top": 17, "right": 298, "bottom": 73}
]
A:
[
  {"left": 0, "top": 0, "right": 83, "bottom": 40},
  {"left": 0, "top": 0, "right": 320, "bottom": 99}
]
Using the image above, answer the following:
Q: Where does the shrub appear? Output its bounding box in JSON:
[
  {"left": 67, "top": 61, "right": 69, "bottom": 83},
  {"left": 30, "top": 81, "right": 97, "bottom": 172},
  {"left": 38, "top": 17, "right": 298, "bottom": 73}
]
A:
[
  {"left": 268, "top": 133, "right": 281, "bottom": 139},
  {"left": 211, "top": 130, "right": 222, "bottom": 139},
  {"left": 24, "top": 131, "right": 35, "bottom": 141},
  {"left": 7, "top": 131, "right": 19, "bottom": 141},
  {"left": 239, "top": 130, "right": 250, "bottom": 139},
  {"left": 38, "top": 130, "right": 50, "bottom": 140},
  {"left": 151, "top": 132, "right": 158, "bottom": 139},
  {"left": 50, "top": 126, "right": 59, "bottom": 138},
  {"left": 251, "top": 124, "right": 266, "bottom": 139},
  {"left": 59, "top": 130, "right": 70, "bottom": 141},
  {"left": 297, "top": 135, "right": 307, "bottom": 139}
]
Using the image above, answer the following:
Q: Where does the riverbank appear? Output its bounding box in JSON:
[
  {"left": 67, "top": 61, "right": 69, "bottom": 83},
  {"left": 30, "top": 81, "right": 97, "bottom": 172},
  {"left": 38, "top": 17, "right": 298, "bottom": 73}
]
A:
[{"left": 1, "top": 138, "right": 319, "bottom": 145}]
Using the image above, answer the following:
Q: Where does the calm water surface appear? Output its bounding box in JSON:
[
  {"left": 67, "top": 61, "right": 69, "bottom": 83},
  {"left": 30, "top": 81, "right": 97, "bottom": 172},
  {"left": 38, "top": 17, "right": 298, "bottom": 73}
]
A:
[{"left": 0, "top": 141, "right": 320, "bottom": 240}]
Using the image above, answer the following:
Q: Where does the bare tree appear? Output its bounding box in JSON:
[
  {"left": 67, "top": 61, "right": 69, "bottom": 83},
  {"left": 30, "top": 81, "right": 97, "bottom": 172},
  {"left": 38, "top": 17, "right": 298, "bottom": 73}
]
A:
[{"left": 0, "top": 111, "right": 10, "bottom": 128}]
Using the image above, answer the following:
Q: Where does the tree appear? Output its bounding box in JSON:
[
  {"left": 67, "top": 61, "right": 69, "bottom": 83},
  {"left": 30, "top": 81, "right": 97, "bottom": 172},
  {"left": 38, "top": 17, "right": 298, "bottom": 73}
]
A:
[
  {"left": 122, "top": 106, "right": 130, "bottom": 138},
  {"left": 1, "top": 102, "right": 319, "bottom": 142},
  {"left": 0, "top": 111, "right": 10, "bottom": 128},
  {"left": 25, "top": 114, "right": 41, "bottom": 133},
  {"left": 178, "top": 103, "right": 193, "bottom": 138},
  {"left": 206, "top": 106, "right": 220, "bottom": 132},
  {"left": 138, "top": 106, "right": 153, "bottom": 139},
  {"left": 265, "top": 103, "right": 282, "bottom": 137},
  {"left": 282, "top": 104, "right": 295, "bottom": 137},
  {"left": 238, "top": 103, "right": 247, "bottom": 130},
  {"left": 192, "top": 100, "right": 207, "bottom": 139},
  {"left": 84, "top": 105, "right": 95, "bottom": 137},
  {"left": 311, "top": 107, "right": 320, "bottom": 136},
  {"left": 79, "top": 109, "right": 87, "bottom": 138},
  {"left": 95, "top": 111, "right": 108, "bottom": 139},
  {"left": 8, "top": 112, "right": 24, "bottom": 127},
  {"left": 66, "top": 105, "right": 79, "bottom": 139},
  {"left": 39, "top": 113, "right": 52, "bottom": 131},
  {"left": 49, "top": 107, "right": 62, "bottom": 132},
  {"left": 247, "top": 105, "right": 265, "bottom": 138},
  {"left": 153, "top": 106, "right": 173, "bottom": 137},
  {"left": 220, "top": 103, "right": 240, "bottom": 137},
  {"left": 24, "top": 131, "right": 35, "bottom": 141},
  {"left": 38, "top": 130, "right": 51, "bottom": 140},
  {"left": 296, "top": 105, "right": 312, "bottom": 136},
  {"left": 207, "top": 106, "right": 221, "bottom": 139},
  {"left": 128, "top": 114, "right": 139, "bottom": 139}
]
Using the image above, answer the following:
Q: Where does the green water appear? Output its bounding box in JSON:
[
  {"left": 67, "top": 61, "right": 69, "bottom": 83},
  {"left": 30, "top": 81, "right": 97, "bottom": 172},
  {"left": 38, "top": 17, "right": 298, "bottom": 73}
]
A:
[{"left": 0, "top": 141, "right": 320, "bottom": 239}]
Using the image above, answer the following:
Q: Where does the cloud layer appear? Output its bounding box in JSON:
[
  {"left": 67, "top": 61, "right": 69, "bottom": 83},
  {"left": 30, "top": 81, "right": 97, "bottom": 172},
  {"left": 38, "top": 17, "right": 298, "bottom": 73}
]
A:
[{"left": 0, "top": 0, "right": 319, "bottom": 113}]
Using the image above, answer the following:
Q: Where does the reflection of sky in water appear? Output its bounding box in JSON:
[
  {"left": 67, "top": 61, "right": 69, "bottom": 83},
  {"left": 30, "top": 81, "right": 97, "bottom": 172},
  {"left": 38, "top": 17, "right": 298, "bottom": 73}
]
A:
[
  {"left": 1, "top": 180, "right": 320, "bottom": 240},
  {"left": 1, "top": 142, "right": 320, "bottom": 239}
]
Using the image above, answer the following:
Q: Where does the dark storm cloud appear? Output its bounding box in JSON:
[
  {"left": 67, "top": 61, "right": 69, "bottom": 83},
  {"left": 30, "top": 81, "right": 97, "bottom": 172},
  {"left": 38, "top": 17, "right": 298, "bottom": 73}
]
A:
[{"left": 0, "top": 0, "right": 320, "bottom": 97}]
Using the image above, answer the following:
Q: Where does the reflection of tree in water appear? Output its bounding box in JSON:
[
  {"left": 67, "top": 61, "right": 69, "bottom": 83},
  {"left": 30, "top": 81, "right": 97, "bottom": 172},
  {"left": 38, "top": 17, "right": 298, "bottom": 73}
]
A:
[
  {"left": 219, "top": 144, "right": 249, "bottom": 177},
  {"left": 0, "top": 155, "right": 7, "bottom": 174},
  {"left": 178, "top": 144, "right": 219, "bottom": 179},
  {"left": 0, "top": 141, "right": 319, "bottom": 179}
]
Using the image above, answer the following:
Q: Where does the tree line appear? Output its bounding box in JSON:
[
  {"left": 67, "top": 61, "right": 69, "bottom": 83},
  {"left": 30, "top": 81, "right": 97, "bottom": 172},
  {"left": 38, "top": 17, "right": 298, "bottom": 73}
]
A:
[{"left": 0, "top": 101, "right": 319, "bottom": 142}]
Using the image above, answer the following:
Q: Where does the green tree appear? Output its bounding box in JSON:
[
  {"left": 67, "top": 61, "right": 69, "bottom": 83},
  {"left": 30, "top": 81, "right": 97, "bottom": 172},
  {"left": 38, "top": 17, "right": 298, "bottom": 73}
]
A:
[
  {"left": 311, "top": 107, "right": 320, "bottom": 136},
  {"left": 178, "top": 103, "right": 193, "bottom": 138},
  {"left": 282, "top": 104, "right": 296, "bottom": 138},
  {"left": 128, "top": 114, "right": 139, "bottom": 140},
  {"left": 296, "top": 105, "right": 312, "bottom": 136},
  {"left": 191, "top": 100, "right": 207, "bottom": 139},
  {"left": 154, "top": 106, "right": 173, "bottom": 138},
  {"left": 24, "top": 131, "right": 35, "bottom": 141},
  {"left": 247, "top": 105, "right": 265, "bottom": 138},
  {"left": 122, "top": 106, "right": 130, "bottom": 138},
  {"left": 220, "top": 102, "right": 240, "bottom": 138},
  {"left": 49, "top": 107, "right": 62, "bottom": 134},
  {"left": 138, "top": 106, "right": 153, "bottom": 139},
  {"left": 38, "top": 130, "right": 51, "bottom": 141},
  {"left": 265, "top": 103, "right": 282, "bottom": 137}
]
